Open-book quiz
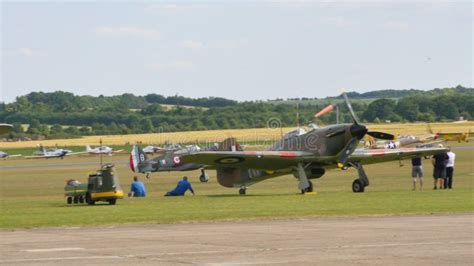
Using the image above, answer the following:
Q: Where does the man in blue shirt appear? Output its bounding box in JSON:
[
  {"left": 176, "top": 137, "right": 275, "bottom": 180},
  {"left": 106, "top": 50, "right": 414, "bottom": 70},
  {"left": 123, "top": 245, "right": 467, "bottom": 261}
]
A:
[
  {"left": 129, "top": 176, "right": 146, "bottom": 197},
  {"left": 165, "top": 176, "right": 195, "bottom": 196}
]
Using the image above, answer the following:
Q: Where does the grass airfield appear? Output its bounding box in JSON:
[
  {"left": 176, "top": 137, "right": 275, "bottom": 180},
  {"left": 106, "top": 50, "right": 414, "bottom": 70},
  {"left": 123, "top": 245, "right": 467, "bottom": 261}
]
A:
[{"left": 0, "top": 141, "right": 472, "bottom": 229}]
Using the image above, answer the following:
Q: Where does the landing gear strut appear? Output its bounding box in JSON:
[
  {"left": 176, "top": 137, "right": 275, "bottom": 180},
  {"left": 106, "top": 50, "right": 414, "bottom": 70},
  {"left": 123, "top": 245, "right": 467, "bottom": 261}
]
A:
[
  {"left": 296, "top": 163, "right": 312, "bottom": 194},
  {"left": 199, "top": 169, "right": 209, "bottom": 183},
  {"left": 239, "top": 186, "right": 247, "bottom": 195},
  {"left": 349, "top": 162, "right": 369, "bottom": 193}
]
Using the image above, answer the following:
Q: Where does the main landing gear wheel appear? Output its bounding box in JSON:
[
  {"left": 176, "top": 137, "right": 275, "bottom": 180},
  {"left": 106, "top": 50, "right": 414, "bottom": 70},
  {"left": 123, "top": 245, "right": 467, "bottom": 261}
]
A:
[
  {"left": 239, "top": 187, "right": 247, "bottom": 195},
  {"left": 199, "top": 172, "right": 209, "bottom": 182},
  {"left": 301, "top": 181, "right": 313, "bottom": 194},
  {"left": 352, "top": 179, "right": 365, "bottom": 193}
]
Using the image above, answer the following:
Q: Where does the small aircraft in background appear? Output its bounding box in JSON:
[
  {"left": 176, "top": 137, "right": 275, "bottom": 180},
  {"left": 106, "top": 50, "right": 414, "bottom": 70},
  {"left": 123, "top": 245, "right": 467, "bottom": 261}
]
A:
[
  {"left": 0, "top": 151, "right": 22, "bottom": 159},
  {"left": 131, "top": 92, "right": 447, "bottom": 194},
  {"left": 86, "top": 145, "right": 124, "bottom": 155},
  {"left": 130, "top": 144, "right": 209, "bottom": 182},
  {"left": 26, "top": 145, "right": 76, "bottom": 159},
  {"left": 428, "top": 124, "right": 472, "bottom": 143},
  {"left": 364, "top": 134, "right": 442, "bottom": 149},
  {"left": 142, "top": 145, "right": 164, "bottom": 154},
  {"left": 141, "top": 143, "right": 201, "bottom": 154}
]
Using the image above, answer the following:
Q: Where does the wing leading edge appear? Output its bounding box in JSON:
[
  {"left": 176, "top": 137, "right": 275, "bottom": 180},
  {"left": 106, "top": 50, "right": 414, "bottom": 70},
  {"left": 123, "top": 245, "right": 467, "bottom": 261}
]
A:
[
  {"left": 349, "top": 147, "right": 447, "bottom": 165},
  {"left": 182, "top": 147, "right": 447, "bottom": 170},
  {"left": 181, "top": 150, "right": 336, "bottom": 171}
]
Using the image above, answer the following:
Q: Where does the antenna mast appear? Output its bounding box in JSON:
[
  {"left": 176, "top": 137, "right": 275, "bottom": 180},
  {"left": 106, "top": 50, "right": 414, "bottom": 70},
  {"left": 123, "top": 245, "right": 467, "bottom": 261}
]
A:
[
  {"left": 99, "top": 138, "right": 103, "bottom": 168},
  {"left": 296, "top": 101, "right": 300, "bottom": 128}
]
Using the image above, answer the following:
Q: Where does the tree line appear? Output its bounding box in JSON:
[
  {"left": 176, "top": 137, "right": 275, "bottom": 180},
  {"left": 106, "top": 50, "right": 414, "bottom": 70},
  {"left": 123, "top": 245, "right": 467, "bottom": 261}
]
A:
[{"left": 0, "top": 86, "right": 472, "bottom": 140}]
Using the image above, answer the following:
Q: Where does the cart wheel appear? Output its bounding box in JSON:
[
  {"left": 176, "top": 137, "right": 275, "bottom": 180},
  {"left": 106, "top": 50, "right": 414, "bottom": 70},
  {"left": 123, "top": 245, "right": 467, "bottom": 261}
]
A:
[
  {"left": 79, "top": 195, "right": 84, "bottom": 204},
  {"left": 67, "top": 197, "right": 72, "bottom": 204},
  {"left": 73, "top": 196, "right": 79, "bottom": 204},
  {"left": 86, "top": 193, "right": 95, "bottom": 205},
  {"left": 108, "top": 198, "right": 117, "bottom": 205}
]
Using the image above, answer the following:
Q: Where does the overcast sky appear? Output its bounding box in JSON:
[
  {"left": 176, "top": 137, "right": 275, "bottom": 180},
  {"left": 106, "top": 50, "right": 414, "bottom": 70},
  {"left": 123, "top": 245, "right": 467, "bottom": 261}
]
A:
[{"left": 1, "top": 1, "right": 472, "bottom": 103}]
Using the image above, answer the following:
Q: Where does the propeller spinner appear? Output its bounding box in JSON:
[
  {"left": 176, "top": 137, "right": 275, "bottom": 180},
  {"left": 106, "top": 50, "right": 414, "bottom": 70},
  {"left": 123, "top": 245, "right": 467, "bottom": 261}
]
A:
[{"left": 336, "top": 92, "right": 395, "bottom": 168}]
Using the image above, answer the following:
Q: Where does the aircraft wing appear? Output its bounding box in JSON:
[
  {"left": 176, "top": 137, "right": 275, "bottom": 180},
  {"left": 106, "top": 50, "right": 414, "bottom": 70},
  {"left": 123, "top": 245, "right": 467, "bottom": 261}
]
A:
[
  {"left": 66, "top": 151, "right": 88, "bottom": 156},
  {"left": 181, "top": 151, "right": 334, "bottom": 170},
  {"left": 349, "top": 147, "right": 447, "bottom": 165},
  {"left": 24, "top": 155, "right": 48, "bottom": 159},
  {"left": 1, "top": 154, "right": 22, "bottom": 159}
]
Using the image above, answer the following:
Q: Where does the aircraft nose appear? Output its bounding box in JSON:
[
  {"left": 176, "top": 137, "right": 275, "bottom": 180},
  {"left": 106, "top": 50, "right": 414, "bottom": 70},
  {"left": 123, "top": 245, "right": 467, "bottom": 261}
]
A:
[{"left": 350, "top": 124, "right": 368, "bottom": 139}]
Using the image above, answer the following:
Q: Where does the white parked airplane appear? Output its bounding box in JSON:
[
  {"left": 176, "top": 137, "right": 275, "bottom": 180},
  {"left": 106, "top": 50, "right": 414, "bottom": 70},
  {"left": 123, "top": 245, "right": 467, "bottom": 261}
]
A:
[
  {"left": 0, "top": 151, "right": 22, "bottom": 159},
  {"left": 26, "top": 145, "right": 80, "bottom": 159},
  {"left": 86, "top": 145, "right": 124, "bottom": 155}
]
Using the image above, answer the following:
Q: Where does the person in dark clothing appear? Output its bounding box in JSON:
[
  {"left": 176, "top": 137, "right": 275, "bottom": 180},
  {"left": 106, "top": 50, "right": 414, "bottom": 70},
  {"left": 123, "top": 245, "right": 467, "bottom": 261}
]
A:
[
  {"left": 432, "top": 148, "right": 449, "bottom": 190},
  {"left": 165, "top": 176, "right": 195, "bottom": 196},
  {"left": 411, "top": 157, "right": 423, "bottom": 190}
]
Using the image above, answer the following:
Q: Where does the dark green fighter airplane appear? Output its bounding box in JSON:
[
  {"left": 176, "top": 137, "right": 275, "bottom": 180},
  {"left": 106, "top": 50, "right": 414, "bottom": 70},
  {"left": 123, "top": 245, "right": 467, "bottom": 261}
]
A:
[{"left": 130, "top": 93, "right": 447, "bottom": 194}]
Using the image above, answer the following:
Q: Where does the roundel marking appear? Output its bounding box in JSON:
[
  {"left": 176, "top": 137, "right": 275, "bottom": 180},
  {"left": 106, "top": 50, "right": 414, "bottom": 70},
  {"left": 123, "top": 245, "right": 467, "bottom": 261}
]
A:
[
  {"left": 173, "top": 156, "right": 181, "bottom": 164},
  {"left": 215, "top": 157, "right": 244, "bottom": 164}
]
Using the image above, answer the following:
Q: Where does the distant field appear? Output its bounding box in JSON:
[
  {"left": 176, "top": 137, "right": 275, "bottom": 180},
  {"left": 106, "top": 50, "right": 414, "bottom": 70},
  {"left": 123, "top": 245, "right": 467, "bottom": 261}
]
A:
[
  {"left": 1, "top": 122, "right": 473, "bottom": 149},
  {"left": 0, "top": 141, "right": 472, "bottom": 229}
]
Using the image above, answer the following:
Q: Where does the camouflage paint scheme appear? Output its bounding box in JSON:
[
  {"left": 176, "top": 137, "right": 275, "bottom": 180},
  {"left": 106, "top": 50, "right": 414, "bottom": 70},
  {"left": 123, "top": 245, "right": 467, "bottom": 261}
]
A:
[
  {"left": 131, "top": 125, "right": 446, "bottom": 194},
  {"left": 130, "top": 94, "right": 447, "bottom": 194}
]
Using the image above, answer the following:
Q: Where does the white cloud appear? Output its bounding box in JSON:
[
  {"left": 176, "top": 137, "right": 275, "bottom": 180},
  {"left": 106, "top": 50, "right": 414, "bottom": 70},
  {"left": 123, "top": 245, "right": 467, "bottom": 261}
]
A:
[
  {"left": 150, "top": 60, "right": 195, "bottom": 72},
  {"left": 319, "top": 16, "right": 357, "bottom": 28},
  {"left": 210, "top": 39, "right": 249, "bottom": 50},
  {"left": 171, "top": 60, "right": 195, "bottom": 71},
  {"left": 94, "top": 26, "right": 160, "bottom": 40},
  {"left": 147, "top": 3, "right": 205, "bottom": 12},
  {"left": 383, "top": 21, "right": 410, "bottom": 31},
  {"left": 2, "top": 48, "right": 36, "bottom": 57},
  {"left": 18, "top": 48, "right": 34, "bottom": 57},
  {"left": 179, "top": 40, "right": 204, "bottom": 49}
]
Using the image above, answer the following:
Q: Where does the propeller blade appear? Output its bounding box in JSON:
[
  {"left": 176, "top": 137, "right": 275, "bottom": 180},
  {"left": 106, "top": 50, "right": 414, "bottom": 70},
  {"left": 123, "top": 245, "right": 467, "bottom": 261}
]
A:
[
  {"left": 367, "top": 131, "right": 395, "bottom": 140},
  {"left": 338, "top": 136, "right": 359, "bottom": 168},
  {"left": 315, "top": 104, "right": 335, "bottom": 118},
  {"left": 342, "top": 92, "right": 360, "bottom": 125}
]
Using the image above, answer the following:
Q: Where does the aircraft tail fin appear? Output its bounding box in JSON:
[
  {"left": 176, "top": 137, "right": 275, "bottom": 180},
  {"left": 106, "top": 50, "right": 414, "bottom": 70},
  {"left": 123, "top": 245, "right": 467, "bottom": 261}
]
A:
[
  {"left": 38, "top": 144, "right": 46, "bottom": 154},
  {"left": 130, "top": 145, "right": 149, "bottom": 173},
  {"left": 86, "top": 145, "right": 92, "bottom": 152}
]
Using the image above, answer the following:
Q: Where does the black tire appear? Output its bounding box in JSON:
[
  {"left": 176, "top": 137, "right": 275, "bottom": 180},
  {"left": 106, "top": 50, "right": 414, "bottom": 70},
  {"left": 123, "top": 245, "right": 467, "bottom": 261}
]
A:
[
  {"left": 79, "top": 195, "right": 84, "bottom": 204},
  {"left": 73, "top": 196, "right": 79, "bottom": 204},
  {"left": 239, "top": 188, "right": 246, "bottom": 195},
  {"left": 67, "top": 197, "right": 72, "bottom": 204},
  {"left": 352, "top": 179, "right": 365, "bottom": 193},
  {"left": 301, "top": 181, "right": 313, "bottom": 194},
  {"left": 86, "top": 193, "right": 95, "bottom": 205},
  {"left": 199, "top": 174, "right": 209, "bottom": 183},
  {"left": 108, "top": 198, "right": 117, "bottom": 205}
]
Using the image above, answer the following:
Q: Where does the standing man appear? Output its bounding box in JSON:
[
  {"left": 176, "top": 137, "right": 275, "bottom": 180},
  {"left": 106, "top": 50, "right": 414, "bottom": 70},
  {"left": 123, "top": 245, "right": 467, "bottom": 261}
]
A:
[
  {"left": 165, "top": 176, "right": 195, "bottom": 196},
  {"left": 129, "top": 176, "right": 147, "bottom": 197},
  {"left": 432, "top": 146, "right": 449, "bottom": 190},
  {"left": 445, "top": 147, "right": 456, "bottom": 189},
  {"left": 411, "top": 157, "right": 423, "bottom": 190}
]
